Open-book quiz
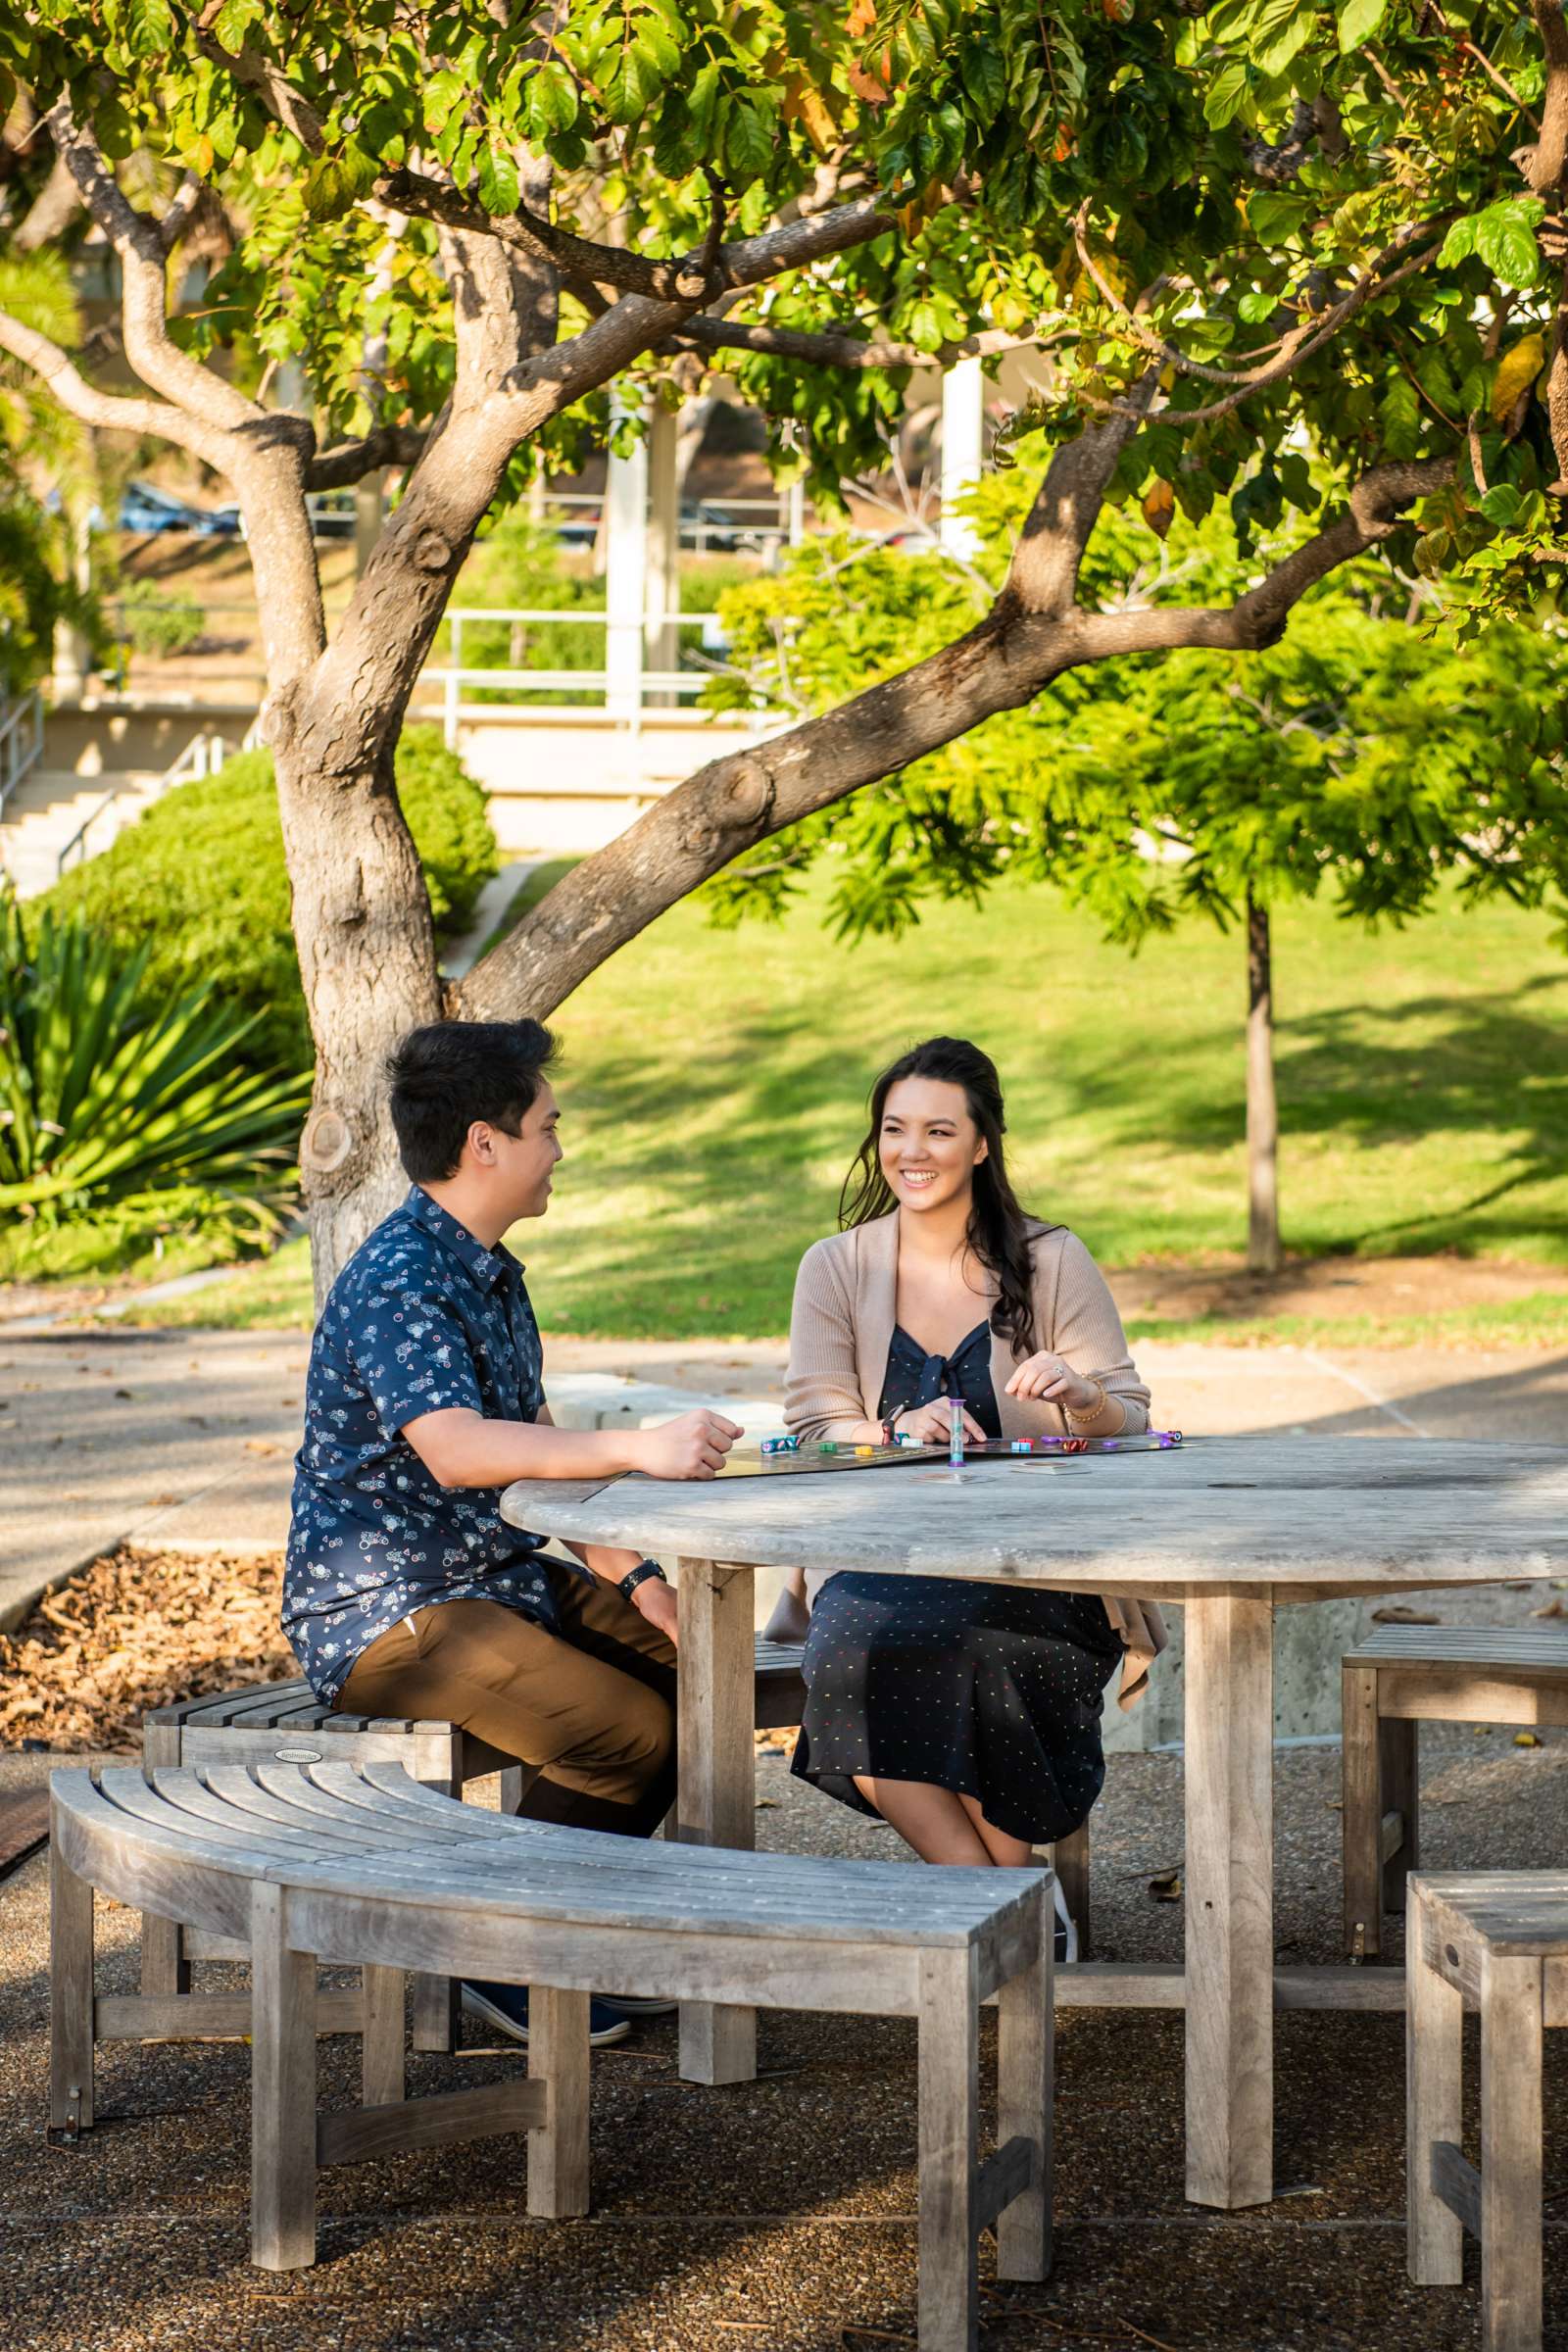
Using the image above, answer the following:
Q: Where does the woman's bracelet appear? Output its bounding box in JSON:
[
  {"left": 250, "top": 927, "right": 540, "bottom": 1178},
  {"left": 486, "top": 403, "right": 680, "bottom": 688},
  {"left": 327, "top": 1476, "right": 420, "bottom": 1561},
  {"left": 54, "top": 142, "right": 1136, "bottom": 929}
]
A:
[{"left": 1064, "top": 1383, "right": 1108, "bottom": 1425}]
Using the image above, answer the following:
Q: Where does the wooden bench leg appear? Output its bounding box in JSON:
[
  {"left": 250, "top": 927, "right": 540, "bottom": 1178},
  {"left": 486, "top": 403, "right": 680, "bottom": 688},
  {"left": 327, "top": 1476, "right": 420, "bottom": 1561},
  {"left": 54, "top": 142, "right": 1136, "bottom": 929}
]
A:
[
  {"left": 1342, "top": 1661, "right": 1383, "bottom": 1962},
  {"left": 1406, "top": 1881, "right": 1464, "bottom": 2288},
  {"left": 412, "top": 1764, "right": 461, "bottom": 2055},
  {"left": 361, "top": 1966, "right": 406, "bottom": 2109},
  {"left": 250, "top": 1883, "right": 318, "bottom": 2272},
  {"left": 995, "top": 1890, "right": 1053, "bottom": 2285},
  {"left": 1050, "top": 1820, "right": 1092, "bottom": 1962},
  {"left": 1480, "top": 1949, "right": 1544, "bottom": 2352},
  {"left": 49, "top": 1824, "right": 95, "bottom": 2139},
  {"left": 141, "top": 1722, "right": 191, "bottom": 2001},
  {"left": 1380, "top": 1717, "right": 1418, "bottom": 1922},
  {"left": 526, "top": 1985, "right": 591, "bottom": 2219},
  {"left": 917, "top": 1947, "right": 980, "bottom": 2352}
]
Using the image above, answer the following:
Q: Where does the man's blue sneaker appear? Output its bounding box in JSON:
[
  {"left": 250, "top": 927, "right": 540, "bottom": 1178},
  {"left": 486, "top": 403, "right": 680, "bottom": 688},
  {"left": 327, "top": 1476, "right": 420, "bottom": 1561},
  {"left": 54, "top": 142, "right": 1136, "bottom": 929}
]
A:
[{"left": 461, "top": 1981, "right": 631, "bottom": 2047}]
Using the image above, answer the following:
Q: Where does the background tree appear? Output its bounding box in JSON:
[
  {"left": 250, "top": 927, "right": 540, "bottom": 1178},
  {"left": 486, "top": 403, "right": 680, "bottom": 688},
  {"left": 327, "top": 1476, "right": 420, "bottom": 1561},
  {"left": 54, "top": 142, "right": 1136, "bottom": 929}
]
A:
[
  {"left": 710, "top": 492, "right": 1568, "bottom": 1269},
  {"left": 5, "top": 0, "right": 1568, "bottom": 1291}
]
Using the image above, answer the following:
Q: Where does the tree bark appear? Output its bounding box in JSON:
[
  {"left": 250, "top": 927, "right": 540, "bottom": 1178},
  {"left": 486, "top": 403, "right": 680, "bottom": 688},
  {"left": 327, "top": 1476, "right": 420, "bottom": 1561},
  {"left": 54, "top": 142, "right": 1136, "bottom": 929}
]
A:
[
  {"left": 277, "top": 739, "right": 446, "bottom": 1295},
  {"left": 1245, "top": 892, "right": 1281, "bottom": 1277}
]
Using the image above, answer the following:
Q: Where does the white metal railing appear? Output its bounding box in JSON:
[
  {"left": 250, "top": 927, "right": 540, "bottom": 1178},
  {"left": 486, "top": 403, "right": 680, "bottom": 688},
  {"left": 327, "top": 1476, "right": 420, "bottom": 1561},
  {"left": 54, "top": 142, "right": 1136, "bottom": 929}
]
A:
[
  {"left": 0, "top": 689, "right": 44, "bottom": 826},
  {"left": 418, "top": 608, "right": 740, "bottom": 745},
  {"left": 56, "top": 720, "right": 260, "bottom": 878}
]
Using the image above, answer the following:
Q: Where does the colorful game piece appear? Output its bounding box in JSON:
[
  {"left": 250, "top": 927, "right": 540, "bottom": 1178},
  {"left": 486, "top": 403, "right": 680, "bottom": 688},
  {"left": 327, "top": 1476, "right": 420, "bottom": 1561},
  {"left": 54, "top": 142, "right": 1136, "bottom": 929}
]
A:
[
  {"left": 760, "top": 1435, "right": 800, "bottom": 1455},
  {"left": 819, "top": 1441, "right": 840, "bottom": 1454},
  {"left": 854, "top": 1445, "right": 876, "bottom": 1457},
  {"left": 1009, "top": 1441, "right": 1032, "bottom": 1453}
]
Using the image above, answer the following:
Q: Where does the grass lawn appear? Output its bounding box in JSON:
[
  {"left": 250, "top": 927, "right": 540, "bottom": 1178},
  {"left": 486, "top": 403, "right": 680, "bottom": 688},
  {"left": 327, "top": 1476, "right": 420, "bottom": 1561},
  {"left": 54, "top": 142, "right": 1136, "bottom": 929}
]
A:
[{"left": 115, "top": 869, "right": 1568, "bottom": 1342}]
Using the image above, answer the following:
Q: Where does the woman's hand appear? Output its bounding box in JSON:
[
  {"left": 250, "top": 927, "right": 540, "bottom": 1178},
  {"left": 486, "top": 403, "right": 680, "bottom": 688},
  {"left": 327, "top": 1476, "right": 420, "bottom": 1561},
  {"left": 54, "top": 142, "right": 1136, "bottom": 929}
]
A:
[
  {"left": 1004, "top": 1351, "right": 1104, "bottom": 1415},
  {"left": 894, "top": 1399, "right": 988, "bottom": 1447}
]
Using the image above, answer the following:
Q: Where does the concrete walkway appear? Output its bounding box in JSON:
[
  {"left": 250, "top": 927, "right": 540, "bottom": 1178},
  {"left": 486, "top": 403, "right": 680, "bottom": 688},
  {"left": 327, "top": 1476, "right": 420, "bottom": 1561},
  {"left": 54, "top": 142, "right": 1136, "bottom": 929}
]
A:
[{"left": 5, "top": 1325, "right": 1566, "bottom": 1636}]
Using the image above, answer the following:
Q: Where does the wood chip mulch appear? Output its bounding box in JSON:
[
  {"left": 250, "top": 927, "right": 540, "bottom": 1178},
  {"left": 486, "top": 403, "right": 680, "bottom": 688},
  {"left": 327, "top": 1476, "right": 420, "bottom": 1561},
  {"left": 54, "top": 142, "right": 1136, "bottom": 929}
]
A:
[
  {"left": 1, "top": 1544, "right": 802, "bottom": 1760},
  {"left": 0, "top": 1545, "right": 296, "bottom": 1754}
]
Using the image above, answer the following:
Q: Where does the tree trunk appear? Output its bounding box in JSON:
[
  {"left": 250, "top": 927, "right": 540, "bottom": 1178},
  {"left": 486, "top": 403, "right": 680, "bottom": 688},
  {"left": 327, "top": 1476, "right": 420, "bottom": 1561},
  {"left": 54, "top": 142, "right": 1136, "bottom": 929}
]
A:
[
  {"left": 1245, "top": 891, "right": 1281, "bottom": 1276},
  {"left": 274, "top": 739, "right": 446, "bottom": 1304}
]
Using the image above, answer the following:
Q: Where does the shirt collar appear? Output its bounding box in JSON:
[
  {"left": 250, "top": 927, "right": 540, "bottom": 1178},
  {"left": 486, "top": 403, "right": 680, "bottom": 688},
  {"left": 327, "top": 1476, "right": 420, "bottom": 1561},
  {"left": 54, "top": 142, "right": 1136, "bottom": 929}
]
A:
[{"left": 402, "top": 1186, "right": 522, "bottom": 1291}]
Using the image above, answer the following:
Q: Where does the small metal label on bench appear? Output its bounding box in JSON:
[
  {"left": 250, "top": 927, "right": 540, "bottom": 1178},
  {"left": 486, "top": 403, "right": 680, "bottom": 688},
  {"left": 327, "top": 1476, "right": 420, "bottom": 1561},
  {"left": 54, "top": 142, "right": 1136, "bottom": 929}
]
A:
[{"left": 272, "top": 1746, "right": 323, "bottom": 1762}]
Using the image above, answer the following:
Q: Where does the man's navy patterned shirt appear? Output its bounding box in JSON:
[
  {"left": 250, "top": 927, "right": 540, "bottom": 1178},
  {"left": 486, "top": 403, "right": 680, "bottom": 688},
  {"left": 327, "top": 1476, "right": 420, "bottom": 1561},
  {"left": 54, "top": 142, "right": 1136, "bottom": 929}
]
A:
[{"left": 283, "top": 1186, "right": 560, "bottom": 1701}]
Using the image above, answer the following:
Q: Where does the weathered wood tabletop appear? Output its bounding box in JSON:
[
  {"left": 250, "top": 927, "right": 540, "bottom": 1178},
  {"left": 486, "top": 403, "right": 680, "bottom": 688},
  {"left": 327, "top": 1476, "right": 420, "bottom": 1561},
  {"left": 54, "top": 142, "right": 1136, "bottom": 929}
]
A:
[{"left": 501, "top": 1434, "right": 1568, "bottom": 2213}]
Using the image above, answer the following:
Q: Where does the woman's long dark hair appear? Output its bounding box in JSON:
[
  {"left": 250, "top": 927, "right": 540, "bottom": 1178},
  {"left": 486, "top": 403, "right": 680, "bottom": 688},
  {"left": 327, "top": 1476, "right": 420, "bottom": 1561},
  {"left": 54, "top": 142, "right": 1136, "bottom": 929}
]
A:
[{"left": 838, "top": 1036, "right": 1055, "bottom": 1360}]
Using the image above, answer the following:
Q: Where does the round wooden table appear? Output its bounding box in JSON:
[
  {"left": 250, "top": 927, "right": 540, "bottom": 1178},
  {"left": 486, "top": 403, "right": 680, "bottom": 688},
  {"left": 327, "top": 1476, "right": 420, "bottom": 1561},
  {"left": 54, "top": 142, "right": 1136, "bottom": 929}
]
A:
[{"left": 501, "top": 1433, "right": 1568, "bottom": 2211}]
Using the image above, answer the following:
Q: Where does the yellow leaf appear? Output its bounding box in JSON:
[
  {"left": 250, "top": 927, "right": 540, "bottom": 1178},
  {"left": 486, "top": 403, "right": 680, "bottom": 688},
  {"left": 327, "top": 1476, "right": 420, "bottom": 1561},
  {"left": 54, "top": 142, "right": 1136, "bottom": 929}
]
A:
[
  {"left": 783, "top": 76, "right": 838, "bottom": 155},
  {"left": 847, "top": 62, "right": 889, "bottom": 104},
  {"left": 847, "top": 0, "right": 877, "bottom": 31},
  {"left": 1143, "top": 478, "right": 1175, "bottom": 539},
  {"left": 1491, "top": 331, "right": 1545, "bottom": 427},
  {"left": 195, "top": 133, "right": 215, "bottom": 173}
]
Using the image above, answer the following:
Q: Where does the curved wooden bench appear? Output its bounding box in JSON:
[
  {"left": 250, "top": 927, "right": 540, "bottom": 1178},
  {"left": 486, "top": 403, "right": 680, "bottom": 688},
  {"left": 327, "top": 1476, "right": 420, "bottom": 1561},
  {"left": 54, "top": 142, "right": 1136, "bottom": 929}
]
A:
[
  {"left": 51, "top": 1759, "right": 1052, "bottom": 2350},
  {"left": 140, "top": 1640, "right": 813, "bottom": 2050}
]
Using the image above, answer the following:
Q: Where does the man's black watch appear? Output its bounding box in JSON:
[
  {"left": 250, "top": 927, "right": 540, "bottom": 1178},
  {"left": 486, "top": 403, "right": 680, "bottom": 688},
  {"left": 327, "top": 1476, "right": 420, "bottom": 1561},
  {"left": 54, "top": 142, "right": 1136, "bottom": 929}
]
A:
[{"left": 617, "top": 1558, "right": 668, "bottom": 1602}]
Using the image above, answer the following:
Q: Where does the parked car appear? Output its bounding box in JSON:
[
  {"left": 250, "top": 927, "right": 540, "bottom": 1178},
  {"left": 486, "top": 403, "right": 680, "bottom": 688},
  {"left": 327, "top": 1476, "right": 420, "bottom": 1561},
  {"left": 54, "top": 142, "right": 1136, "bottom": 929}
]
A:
[
  {"left": 551, "top": 504, "right": 600, "bottom": 549},
  {"left": 679, "top": 499, "right": 767, "bottom": 553},
  {"left": 118, "top": 479, "right": 238, "bottom": 536},
  {"left": 306, "top": 491, "right": 358, "bottom": 540}
]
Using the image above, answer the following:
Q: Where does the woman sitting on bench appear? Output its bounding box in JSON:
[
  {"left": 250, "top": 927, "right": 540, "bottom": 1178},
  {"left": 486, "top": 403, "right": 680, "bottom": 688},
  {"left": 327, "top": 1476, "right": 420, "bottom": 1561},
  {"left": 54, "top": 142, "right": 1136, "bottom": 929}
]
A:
[{"left": 778, "top": 1035, "right": 1165, "bottom": 1958}]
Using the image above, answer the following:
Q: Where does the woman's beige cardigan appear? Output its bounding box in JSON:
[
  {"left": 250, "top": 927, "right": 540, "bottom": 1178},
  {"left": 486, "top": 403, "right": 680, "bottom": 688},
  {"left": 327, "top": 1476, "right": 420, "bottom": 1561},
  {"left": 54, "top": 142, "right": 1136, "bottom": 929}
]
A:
[{"left": 783, "top": 1211, "right": 1168, "bottom": 1710}]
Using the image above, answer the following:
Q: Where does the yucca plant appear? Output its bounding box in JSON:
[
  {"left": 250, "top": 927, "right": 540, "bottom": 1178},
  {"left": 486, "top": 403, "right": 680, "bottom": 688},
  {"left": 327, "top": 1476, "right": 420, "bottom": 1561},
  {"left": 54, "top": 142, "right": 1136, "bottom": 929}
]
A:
[{"left": 0, "top": 886, "right": 309, "bottom": 1239}]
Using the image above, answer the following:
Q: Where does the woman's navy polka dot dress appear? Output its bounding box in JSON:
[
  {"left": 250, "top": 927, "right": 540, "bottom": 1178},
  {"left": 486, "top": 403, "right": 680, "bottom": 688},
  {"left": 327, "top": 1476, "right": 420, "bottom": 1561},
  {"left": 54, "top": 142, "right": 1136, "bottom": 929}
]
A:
[{"left": 791, "top": 1320, "right": 1122, "bottom": 1844}]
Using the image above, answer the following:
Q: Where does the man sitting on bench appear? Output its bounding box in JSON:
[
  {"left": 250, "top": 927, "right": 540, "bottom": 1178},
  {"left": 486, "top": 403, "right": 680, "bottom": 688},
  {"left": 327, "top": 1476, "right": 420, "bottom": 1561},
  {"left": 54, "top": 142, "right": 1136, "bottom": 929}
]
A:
[{"left": 282, "top": 1018, "right": 740, "bottom": 2046}]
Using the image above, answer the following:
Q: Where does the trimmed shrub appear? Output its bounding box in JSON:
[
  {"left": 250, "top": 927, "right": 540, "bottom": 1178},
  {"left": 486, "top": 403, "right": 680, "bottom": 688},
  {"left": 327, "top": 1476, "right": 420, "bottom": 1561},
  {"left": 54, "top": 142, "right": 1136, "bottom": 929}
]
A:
[{"left": 43, "top": 726, "right": 497, "bottom": 1069}]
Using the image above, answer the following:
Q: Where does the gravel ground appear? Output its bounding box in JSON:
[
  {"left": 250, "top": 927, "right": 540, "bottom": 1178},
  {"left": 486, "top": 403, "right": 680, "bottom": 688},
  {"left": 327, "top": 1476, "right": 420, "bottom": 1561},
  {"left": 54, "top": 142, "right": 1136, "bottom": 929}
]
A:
[{"left": 3, "top": 1723, "right": 1567, "bottom": 2351}]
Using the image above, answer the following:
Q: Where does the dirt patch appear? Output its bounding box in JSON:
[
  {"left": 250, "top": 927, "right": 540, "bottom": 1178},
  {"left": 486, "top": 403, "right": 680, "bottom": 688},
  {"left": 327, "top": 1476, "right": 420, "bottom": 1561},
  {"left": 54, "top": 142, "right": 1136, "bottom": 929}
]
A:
[
  {"left": 0, "top": 1545, "right": 295, "bottom": 1754},
  {"left": 1107, "top": 1250, "right": 1565, "bottom": 1327}
]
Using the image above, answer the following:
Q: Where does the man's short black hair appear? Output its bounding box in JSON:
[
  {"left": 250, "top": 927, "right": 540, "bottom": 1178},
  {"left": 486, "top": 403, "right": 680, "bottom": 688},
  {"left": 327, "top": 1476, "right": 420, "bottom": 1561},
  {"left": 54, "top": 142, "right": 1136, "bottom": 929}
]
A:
[{"left": 386, "top": 1019, "right": 559, "bottom": 1184}]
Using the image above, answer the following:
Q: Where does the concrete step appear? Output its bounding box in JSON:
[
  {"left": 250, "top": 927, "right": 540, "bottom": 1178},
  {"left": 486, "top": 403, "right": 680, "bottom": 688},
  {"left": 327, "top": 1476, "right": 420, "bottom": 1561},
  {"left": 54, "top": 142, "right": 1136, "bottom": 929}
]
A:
[{"left": 0, "top": 770, "right": 166, "bottom": 897}]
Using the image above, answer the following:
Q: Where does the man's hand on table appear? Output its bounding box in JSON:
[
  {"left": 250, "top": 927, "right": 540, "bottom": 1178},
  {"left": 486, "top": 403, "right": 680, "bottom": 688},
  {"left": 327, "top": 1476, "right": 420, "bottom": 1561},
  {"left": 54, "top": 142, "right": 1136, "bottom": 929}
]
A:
[
  {"left": 631, "top": 1409, "right": 743, "bottom": 1480},
  {"left": 630, "top": 1573, "right": 680, "bottom": 1646}
]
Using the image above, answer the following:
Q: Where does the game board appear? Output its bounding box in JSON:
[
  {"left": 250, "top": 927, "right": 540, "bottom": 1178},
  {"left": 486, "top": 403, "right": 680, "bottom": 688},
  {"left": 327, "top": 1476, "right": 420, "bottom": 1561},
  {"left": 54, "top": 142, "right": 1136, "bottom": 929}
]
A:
[{"left": 628, "top": 1429, "right": 1185, "bottom": 1481}]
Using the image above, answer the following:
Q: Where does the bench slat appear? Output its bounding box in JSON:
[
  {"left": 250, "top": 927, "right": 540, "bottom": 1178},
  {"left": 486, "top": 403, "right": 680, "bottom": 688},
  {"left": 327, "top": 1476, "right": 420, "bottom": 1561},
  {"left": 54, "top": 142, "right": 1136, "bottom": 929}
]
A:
[
  {"left": 64, "top": 1765, "right": 1038, "bottom": 1947},
  {"left": 1345, "top": 1627, "right": 1568, "bottom": 1673}
]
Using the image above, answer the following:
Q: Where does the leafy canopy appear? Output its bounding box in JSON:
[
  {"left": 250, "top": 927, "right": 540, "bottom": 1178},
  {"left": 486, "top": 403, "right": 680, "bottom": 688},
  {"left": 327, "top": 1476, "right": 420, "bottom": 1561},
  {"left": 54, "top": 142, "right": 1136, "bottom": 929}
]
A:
[
  {"left": 707, "top": 482, "right": 1568, "bottom": 947},
  {"left": 8, "top": 0, "right": 1567, "bottom": 570}
]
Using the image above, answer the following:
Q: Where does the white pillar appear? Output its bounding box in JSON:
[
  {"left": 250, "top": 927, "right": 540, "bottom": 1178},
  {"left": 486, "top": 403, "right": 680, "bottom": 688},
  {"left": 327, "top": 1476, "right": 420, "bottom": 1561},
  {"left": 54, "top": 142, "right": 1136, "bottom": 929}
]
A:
[
  {"left": 646, "top": 404, "right": 680, "bottom": 701},
  {"left": 940, "top": 355, "right": 985, "bottom": 560},
  {"left": 605, "top": 405, "right": 647, "bottom": 720}
]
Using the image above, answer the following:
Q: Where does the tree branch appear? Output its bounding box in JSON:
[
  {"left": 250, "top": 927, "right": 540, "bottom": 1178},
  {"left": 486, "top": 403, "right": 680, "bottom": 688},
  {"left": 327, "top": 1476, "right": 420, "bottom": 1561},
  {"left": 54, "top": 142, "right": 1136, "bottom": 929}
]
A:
[
  {"left": 193, "top": 7, "right": 328, "bottom": 154},
  {"left": 1104, "top": 233, "right": 1446, "bottom": 429},
  {"left": 460, "top": 457, "right": 1451, "bottom": 1024},
  {"left": 1528, "top": 0, "right": 1568, "bottom": 191},
  {"left": 45, "top": 101, "right": 260, "bottom": 433},
  {"left": 667, "top": 316, "right": 1040, "bottom": 370},
  {"left": 1007, "top": 378, "right": 1159, "bottom": 617},
  {"left": 306, "top": 422, "right": 429, "bottom": 490},
  {"left": 0, "top": 304, "right": 219, "bottom": 457},
  {"left": 1084, "top": 212, "right": 1447, "bottom": 414}
]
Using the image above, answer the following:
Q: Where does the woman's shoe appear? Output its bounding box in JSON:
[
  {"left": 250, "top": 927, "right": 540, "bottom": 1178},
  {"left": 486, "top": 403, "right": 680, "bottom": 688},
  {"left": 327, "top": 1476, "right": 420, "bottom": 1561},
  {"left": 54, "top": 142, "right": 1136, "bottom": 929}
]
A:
[
  {"left": 1053, "top": 1879, "right": 1080, "bottom": 1967},
  {"left": 595, "top": 1993, "right": 678, "bottom": 2018},
  {"left": 461, "top": 1981, "right": 632, "bottom": 2046}
]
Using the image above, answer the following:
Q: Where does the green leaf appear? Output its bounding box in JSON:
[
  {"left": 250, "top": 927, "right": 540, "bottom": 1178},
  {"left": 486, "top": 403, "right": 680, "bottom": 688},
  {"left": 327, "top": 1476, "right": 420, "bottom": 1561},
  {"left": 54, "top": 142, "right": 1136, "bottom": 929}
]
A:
[
  {"left": 958, "top": 44, "right": 1005, "bottom": 122},
  {"left": 1438, "top": 216, "right": 1479, "bottom": 267},
  {"left": 1204, "top": 61, "right": 1250, "bottom": 127},
  {"left": 476, "top": 143, "right": 519, "bottom": 214},
  {"left": 532, "top": 61, "right": 578, "bottom": 135},
  {"left": 125, "top": 0, "right": 174, "bottom": 58},
  {"left": 1480, "top": 483, "right": 1523, "bottom": 527},
  {"left": 212, "top": 0, "right": 263, "bottom": 54},
  {"left": 722, "top": 100, "right": 774, "bottom": 183},
  {"left": 1336, "top": 0, "right": 1386, "bottom": 51},
  {"left": 1474, "top": 199, "right": 1544, "bottom": 289}
]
